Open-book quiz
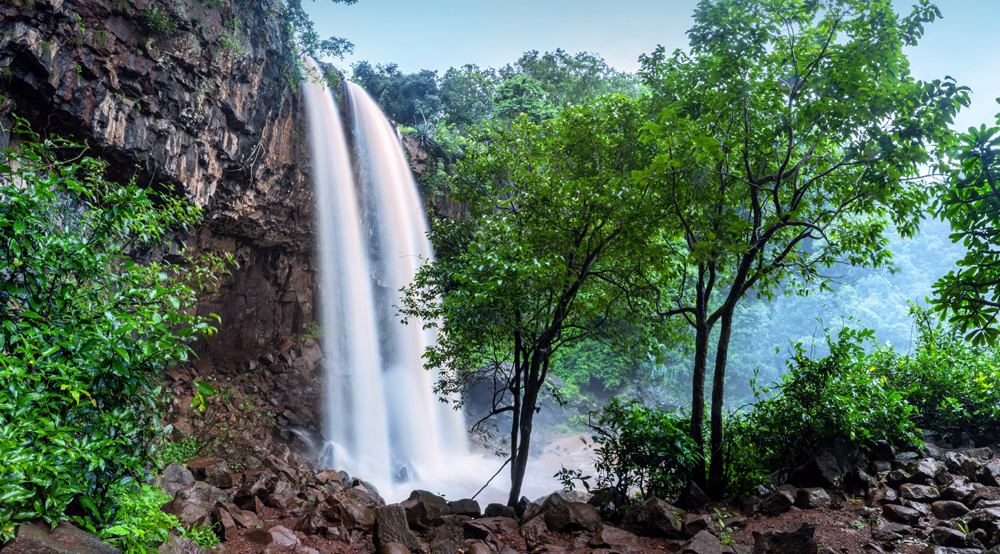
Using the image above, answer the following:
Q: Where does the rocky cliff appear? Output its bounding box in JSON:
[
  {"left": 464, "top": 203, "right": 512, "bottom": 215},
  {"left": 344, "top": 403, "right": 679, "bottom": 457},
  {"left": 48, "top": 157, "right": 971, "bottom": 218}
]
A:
[{"left": 0, "top": 0, "right": 319, "bottom": 356}]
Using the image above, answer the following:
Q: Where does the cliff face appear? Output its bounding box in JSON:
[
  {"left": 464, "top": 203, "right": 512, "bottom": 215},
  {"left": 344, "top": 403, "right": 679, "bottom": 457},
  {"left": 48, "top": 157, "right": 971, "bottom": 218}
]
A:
[{"left": 0, "top": 0, "right": 318, "bottom": 357}]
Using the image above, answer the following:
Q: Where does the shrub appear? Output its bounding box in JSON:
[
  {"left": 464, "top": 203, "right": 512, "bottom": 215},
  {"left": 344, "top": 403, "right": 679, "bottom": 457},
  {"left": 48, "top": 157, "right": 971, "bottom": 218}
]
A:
[
  {"left": 0, "top": 117, "right": 221, "bottom": 539},
  {"left": 140, "top": 4, "right": 176, "bottom": 36},
  {"left": 730, "top": 325, "right": 919, "bottom": 490},
  {"left": 559, "top": 397, "right": 701, "bottom": 519}
]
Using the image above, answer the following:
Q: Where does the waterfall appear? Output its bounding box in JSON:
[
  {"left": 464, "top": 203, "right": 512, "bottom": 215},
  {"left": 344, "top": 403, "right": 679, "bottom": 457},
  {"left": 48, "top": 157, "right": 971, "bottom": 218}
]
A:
[{"left": 301, "top": 59, "right": 468, "bottom": 496}]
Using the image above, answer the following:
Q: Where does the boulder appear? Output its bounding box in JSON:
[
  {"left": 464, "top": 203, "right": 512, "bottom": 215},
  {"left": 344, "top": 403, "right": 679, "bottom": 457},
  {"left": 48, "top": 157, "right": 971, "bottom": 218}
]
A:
[
  {"left": 980, "top": 459, "right": 1000, "bottom": 487},
  {"left": 945, "top": 452, "right": 982, "bottom": 477},
  {"left": 900, "top": 483, "right": 941, "bottom": 502},
  {"left": 871, "top": 522, "right": 910, "bottom": 542},
  {"left": 214, "top": 501, "right": 262, "bottom": 529},
  {"left": 246, "top": 525, "right": 300, "bottom": 547},
  {"left": 789, "top": 450, "right": 843, "bottom": 488},
  {"left": 265, "top": 493, "right": 310, "bottom": 516},
  {"left": 211, "top": 506, "right": 238, "bottom": 541},
  {"left": 966, "top": 507, "right": 1000, "bottom": 537},
  {"left": 679, "top": 530, "right": 734, "bottom": 554},
  {"left": 519, "top": 517, "right": 552, "bottom": 551},
  {"left": 374, "top": 504, "right": 423, "bottom": 552},
  {"left": 160, "top": 498, "right": 215, "bottom": 529},
  {"left": 795, "top": 488, "right": 831, "bottom": 509},
  {"left": 866, "top": 487, "right": 898, "bottom": 507},
  {"left": 158, "top": 462, "right": 196, "bottom": 497},
  {"left": 931, "top": 526, "right": 976, "bottom": 549},
  {"left": 324, "top": 489, "right": 377, "bottom": 531},
  {"left": 931, "top": 500, "right": 970, "bottom": 520},
  {"left": 463, "top": 517, "right": 518, "bottom": 540},
  {"left": 525, "top": 493, "right": 602, "bottom": 532},
  {"left": 843, "top": 468, "right": 878, "bottom": 497},
  {"left": 908, "top": 458, "right": 944, "bottom": 481},
  {"left": 589, "top": 525, "right": 642, "bottom": 553},
  {"left": 485, "top": 503, "right": 517, "bottom": 519},
  {"left": 174, "top": 481, "right": 226, "bottom": 503},
  {"left": 676, "top": 480, "right": 711, "bottom": 512},
  {"left": 942, "top": 476, "right": 977, "bottom": 503},
  {"left": 621, "top": 497, "right": 685, "bottom": 539},
  {"left": 751, "top": 522, "right": 818, "bottom": 554},
  {"left": 293, "top": 504, "right": 331, "bottom": 535},
  {"left": 448, "top": 498, "right": 482, "bottom": 517},
  {"left": 920, "top": 548, "right": 987, "bottom": 554},
  {"left": 2, "top": 522, "right": 122, "bottom": 554},
  {"left": 234, "top": 471, "right": 276, "bottom": 507},
  {"left": 882, "top": 504, "right": 921, "bottom": 525},
  {"left": 185, "top": 457, "right": 233, "bottom": 489},
  {"left": 760, "top": 491, "right": 795, "bottom": 516},
  {"left": 402, "top": 490, "right": 452, "bottom": 530},
  {"left": 967, "top": 487, "right": 1000, "bottom": 508}
]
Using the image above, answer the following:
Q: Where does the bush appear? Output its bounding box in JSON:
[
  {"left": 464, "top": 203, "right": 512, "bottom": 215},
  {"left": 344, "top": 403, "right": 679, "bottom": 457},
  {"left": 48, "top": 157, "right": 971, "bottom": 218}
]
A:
[
  {"left": 0, "top": 118, "right": 220, "bottom": 539},
  {"left": 871, "top": 308, "right": 1000, "bottom": 443},
  {"left": 727, "top": 325, "right": 919, "bottom": 493},
  {"left": 559, "top": 397, "right": 701, "bottom": 519}
]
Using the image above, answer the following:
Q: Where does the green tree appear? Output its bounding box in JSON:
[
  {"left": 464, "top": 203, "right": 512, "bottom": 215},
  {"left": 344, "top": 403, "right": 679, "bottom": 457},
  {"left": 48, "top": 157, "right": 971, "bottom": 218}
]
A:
[
  {"left": 440, "top": 64, "right": 500, "bottom": 129},
  {"left": 280, "top": 0, "right": 357, "bottom": 85},
  {"left": 933, "top": 99, "right": 1000, "bottom": 345},
  {"left": 0, "top": 120, "right": 222, "bottom": 537},
  {"left": 639, "top": 0, "right": 967, "bottom": 497},
  {"left": 499, "top": 49, "right": 646, "bottom": 107},
  {"left": 401, "top": 96, "right": 674, "bottom": 505},
  {"left": 351, "top": 61, "right": 442, "bottom": 125},
  {"left": 493, "top": 75, "right": 558, "bottom": 123}
]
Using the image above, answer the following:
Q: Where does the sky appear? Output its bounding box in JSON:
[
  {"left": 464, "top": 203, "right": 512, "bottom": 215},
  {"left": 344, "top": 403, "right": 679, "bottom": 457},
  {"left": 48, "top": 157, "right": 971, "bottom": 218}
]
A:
[{"left": 304, "top": 0, "right": 1000, "bottom": 131}]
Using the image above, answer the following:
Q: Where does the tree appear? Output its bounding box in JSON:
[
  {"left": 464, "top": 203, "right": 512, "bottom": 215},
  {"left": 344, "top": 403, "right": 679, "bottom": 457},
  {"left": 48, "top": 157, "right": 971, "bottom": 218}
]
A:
[
  {"left": 440, "top": 64, "right": 500, "bottom": 129},
  {"left": 493, "top": 75, "right": 558, "bottom": 124},
  {"left": 499, "top": 49, "right": 646, "bottom": 107},
  {"left": 351, "top": 62, "right": 442, "bottom": 125},
  {"left": 401, "top": 96, "right": 673, "bottom": 505},
  {"left": 638, "top": 0, "right": 968, "bottom": 496},
  {"left": 933, "top": 99, "right": 1000, "bottom": 345}
]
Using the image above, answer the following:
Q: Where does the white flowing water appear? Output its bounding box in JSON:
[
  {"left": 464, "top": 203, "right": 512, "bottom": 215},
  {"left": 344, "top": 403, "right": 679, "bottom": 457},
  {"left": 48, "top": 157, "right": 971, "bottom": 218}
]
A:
[{"left": 302, "top": 61, "right": 562, "bottom": 504}]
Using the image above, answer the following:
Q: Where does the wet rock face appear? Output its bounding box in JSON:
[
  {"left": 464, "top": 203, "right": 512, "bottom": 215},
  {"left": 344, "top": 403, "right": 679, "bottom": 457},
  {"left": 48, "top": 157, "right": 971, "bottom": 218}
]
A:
[{"left": 0, "top": 0, "right": 318, "bottom": 356}]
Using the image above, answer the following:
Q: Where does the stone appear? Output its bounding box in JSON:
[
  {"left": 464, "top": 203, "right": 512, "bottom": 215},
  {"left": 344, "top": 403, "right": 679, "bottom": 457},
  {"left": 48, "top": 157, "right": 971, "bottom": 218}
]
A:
[
  {"left": 263, "top": 525, "right": 300, "bottom": 547},
  {"left": 324, "top": 489, "right": 377, "bottom": 531},
  {"left": 185, "top": 457, "right": 232, "bottom": 489},
  {"left": 943, "top": 476, "right": 978, "bottom": 503},
  {"left": 887, "top": 469, "right": 911, "bottom": 487},
  {"left": 676, "top": 480, "right": 711, "bottom": 512},
  {"left": 402, "top": 490, "right": 453, "bottom": 530},
  {"left": 981, "top": 460, "right": 1000, "bottom": 487},
  {"left": 448, "top": 498, "right": 482, "bottom": 517},
  {"left": 527, "top": 493, "right": 602, "bottom": 533},
  {"left": 485, "top": 503, "right": 517, "bottom": 519},
  {"left": 212, "top": 506, "right": 238, "bottom": 541},
  {"left": 265, "top": 493, "right": 310, "bottom": 515},
  {"left": 945, "top": 452, "right": 982, "bottom": 477},
  {"left": 908, "top": 458, "right": 944, "bottom": 481},
  {"left": 463, "top": 517, "right": 518, "bottom": 540},
  {"left": 3, "top": 522, "right": 122, "bottom": 554},
  {"left": 465, "top": 542, "right": 491, "bottom": 554},
  {"left": 900, "top": 483, "right": 941, "bottom": 502},
  {"left": 158, "top": 462, "right": 196, "bottom": 497},
  {"left": 157, "top": 535, "right": 215, "bottom": 554},
  {"left": 682, "top": 514, "right": 716, "bottom": 538},
  {"left": 931, "top": 526, "right": 974, "bottom": 548},
  {"left": 235, "top": 471, "right": 276, "bottom": 507},
  {"left": 866, "top": 487, "right": 898, "bottom": 507},
  {"left": 932, "top": 500, "right": 970, "bottom": 519},
  {"left": 909, "top": 501, "right": 932, "bottom": 517},
  {"left": 680, "top": 530, "right": 734, "bottom": 554},
  {"left": 160, "top": 498, "right": 215, "bottom": 529},
  {"left": 795, "top": 488, "right": 831, "bottom": 509},
  {"left": 882, "top": 504, "right": 921, "bottom": 525},
  {"left": 967, "top": 487, "right": 1000, "bottom": 508},
  {"left": 966, "top": 507, "right": 1000, "bottom": 536},
  {"left": 430, "top": 539, "right": 458, "bottom": 554},
  {"left": 378, "top": 543, "right": 412, "bottom": 554},
  {"left": 843, "top": 468, "right": 878, "bottom": 497},
  {"left": 374, "top": 504, "right": 423, "bottom": 553},
  {"left": 751, "top": 522, "right": 818, "bottom": 554},
  {"left": 519, "top": 517, "right": 552, "bottom": 551},
  {"left": 622, "top": 497, "right": 685, "bottom": 539},
  {"left": 789, "top": 450, "right": 843, "bottom": 488},
  {"left": 293, "top": 504, "right": 330, "bottom": 535},
  {"left": 920, "top": 548, "right": 985, "bottom": 554},
  {"left": 761, "top": 491, "right": 795, "bottom": 516},
  {"left": 589, "top": 525, "right": 642, "bottom": 553},
  {"left": 174, "top": 481, "right": 227, "bottom": 503}
]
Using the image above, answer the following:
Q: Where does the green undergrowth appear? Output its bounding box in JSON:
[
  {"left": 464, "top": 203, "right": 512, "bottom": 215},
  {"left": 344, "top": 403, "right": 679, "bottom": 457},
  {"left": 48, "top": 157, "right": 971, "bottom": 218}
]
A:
[{"left": 0, "top": 113, "right": 227, "bottom": 539}]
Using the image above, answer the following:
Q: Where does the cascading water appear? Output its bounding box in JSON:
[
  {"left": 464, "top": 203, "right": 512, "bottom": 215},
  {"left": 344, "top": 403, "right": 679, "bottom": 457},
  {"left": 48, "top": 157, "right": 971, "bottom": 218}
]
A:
[{"left": 301, "top": 59, "right": 468, "bottom": 496}]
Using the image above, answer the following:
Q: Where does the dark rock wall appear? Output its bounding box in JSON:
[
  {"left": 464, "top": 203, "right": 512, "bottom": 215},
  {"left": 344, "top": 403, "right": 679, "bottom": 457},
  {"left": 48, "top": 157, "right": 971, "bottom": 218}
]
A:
[{"left": 0, "top": 0, "right": 318, "bottom": 357}]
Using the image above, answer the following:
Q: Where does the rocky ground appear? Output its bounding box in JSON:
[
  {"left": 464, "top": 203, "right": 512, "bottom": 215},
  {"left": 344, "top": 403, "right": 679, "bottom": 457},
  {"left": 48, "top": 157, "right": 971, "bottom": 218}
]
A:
[{"left": 4, "top": 338, "right": 1000, "bottom": 554}]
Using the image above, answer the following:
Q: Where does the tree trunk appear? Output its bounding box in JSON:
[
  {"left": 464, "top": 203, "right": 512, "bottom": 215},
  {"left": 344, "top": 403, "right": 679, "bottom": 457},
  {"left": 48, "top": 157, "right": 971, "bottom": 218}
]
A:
[
  {"left": 689, "top": 267, "right": 709, "bottom": 488},
  {"left": 507, "top": 368, "right": 541, "bottom": 506},
  {"left": 707, "top": 305, "right": 734, "bottom": 498}
]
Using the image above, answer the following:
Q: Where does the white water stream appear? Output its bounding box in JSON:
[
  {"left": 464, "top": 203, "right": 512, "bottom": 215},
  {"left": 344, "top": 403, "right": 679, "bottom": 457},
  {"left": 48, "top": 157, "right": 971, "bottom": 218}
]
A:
[{"left": 302, "top": 60, "right": 561, "bottom": 504}]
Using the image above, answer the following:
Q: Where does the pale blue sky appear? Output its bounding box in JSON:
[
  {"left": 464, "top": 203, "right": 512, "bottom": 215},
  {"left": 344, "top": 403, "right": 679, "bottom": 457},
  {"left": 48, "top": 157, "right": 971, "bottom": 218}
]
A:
[{"left": 304, "top": 0, "right": 1000, "bottom": 130}]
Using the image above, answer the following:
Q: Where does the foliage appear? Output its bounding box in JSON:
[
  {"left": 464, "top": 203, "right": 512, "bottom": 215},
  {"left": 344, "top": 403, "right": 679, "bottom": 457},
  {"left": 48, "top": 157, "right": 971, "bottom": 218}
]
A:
[
  {"left": 439, "top": 64, "right": 499, "bottom": 129},
  {"left": 154, "top": 437, "right": 202, "bottom": 470},
  {"left": 139, "top": 4, "right": 176, "bottom": 36},
  {"left": 871, "top": 307, "right": 1000, "bottom": 439},
  {"left": 498, "top": 48, "right": 647, "bottom": 108},
  {"left": 401, "top": 96, "right": 675, "bottom": 505},
  {"left": 0, "top": 118, "right": 220, "bottom": 539},
  {"left": 932, "top": 99, "right": 1000, "bottom": 346},
  {"left": 493, "top": 75, "right": 558, "bottom": 124},
  {"left": 88, "top": 483, "right": 218, "bottom": 554},
  {"left": 549, "top": 337, "right": 643, "bottom": 399},
  {"left": 279, "top": 0, "right": 356, "bottom": 86},
  {"left": 638, "top": 0, "right": 968, "bottom": 497},
  {"left": 351, "top": 61, "right": 442, "bottom": 125},
  {"left": 560, "top": 398, "right": 701, "bottom": 519},
  {"left": 730, "top": 324, "right": 919, "bottom": 491}
]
